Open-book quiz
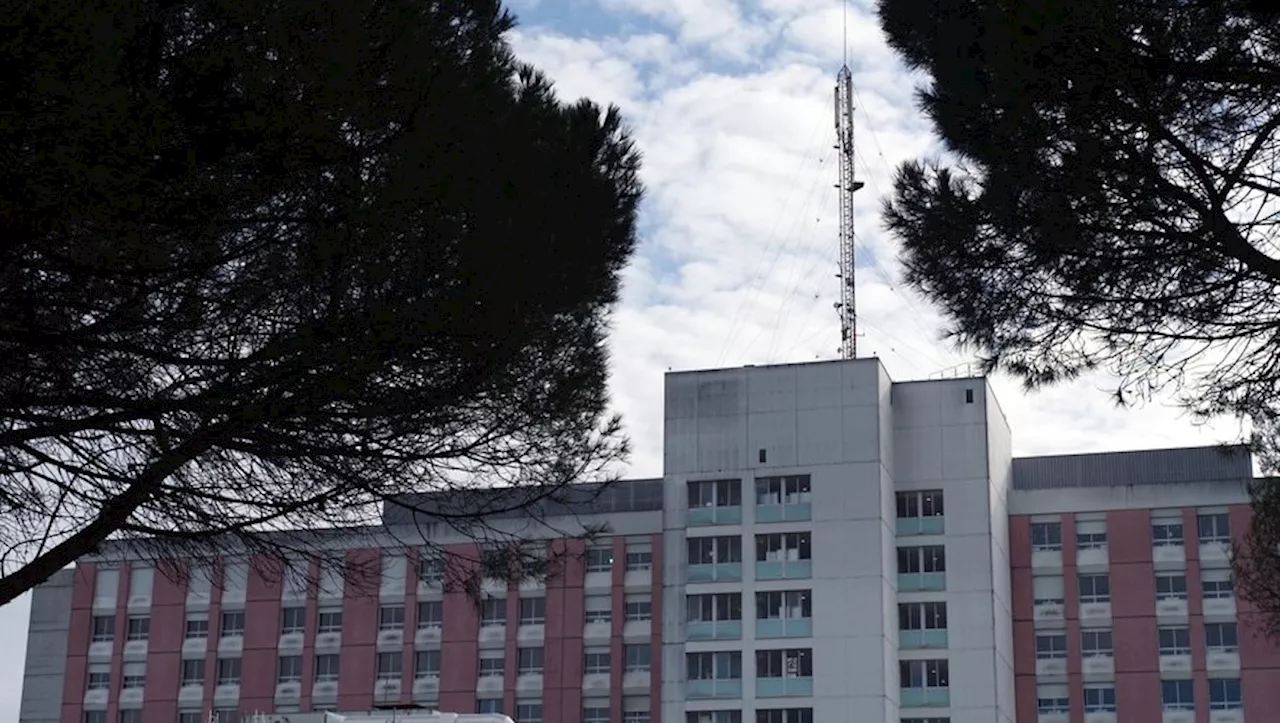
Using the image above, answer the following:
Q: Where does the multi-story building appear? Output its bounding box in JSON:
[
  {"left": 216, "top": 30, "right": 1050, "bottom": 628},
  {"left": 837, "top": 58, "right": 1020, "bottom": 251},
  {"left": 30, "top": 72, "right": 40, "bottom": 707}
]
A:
[{"left": 18, "top": 358, "right": 1277, "bottom": 723}]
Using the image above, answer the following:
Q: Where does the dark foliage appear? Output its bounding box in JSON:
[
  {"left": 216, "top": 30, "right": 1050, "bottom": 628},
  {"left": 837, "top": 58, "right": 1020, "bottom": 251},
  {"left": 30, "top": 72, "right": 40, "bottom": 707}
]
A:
[{"left": 0, "top": 0, "right": 643, "bottom": 606}]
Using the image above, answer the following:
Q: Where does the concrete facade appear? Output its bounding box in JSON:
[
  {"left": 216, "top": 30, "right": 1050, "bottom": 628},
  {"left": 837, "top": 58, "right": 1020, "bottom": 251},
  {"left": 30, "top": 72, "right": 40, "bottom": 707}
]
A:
[{"left": 17, "top": 358, "right": 1269, "bottom": 723}]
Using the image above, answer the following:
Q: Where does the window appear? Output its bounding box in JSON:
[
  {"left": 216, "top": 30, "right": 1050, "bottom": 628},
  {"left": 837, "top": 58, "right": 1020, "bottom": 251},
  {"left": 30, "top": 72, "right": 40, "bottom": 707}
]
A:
[
  {"left": 185, "top": 616, "right": 209, "bottom": 639},
  {"left": 756, "top": 475, "right": 811, "bottom": 505},
  {"left": 586, "top": 548, "right": 613, "bottom": 572},
  {"left": 126, "top": 616, "right": 149, "bottom": 641},
  {"left": 758, "top": 590, "right": 812, "bottom": 620},
  {"left": 1162, "top": 680, "right": 1195, "bottom": 711},
  {"left": 755, "top": 711, "right": 812, "bottom": 723},
  {"left": 479, "top": 655, "right": 505, "bottom": 677},
  {"left": 280, "top": 607, "right": 305, "bottom": 634},
  {"left": 899, "top": 659, "right": 948, "bottom": 689},
  {"left": 1033, "top": 575, "right": 1065, "bottom": 605},
  {"left": 1152, "top": 520, "right": 1184, "bottom": 546},
  {"left": 625, "top": 644, "right": 651, "bottom": 672},
  {"left": 584, "top": 596, "right": 611, "bottom": 623},
  {"left": 688, "top": 536, "right": 742, "bottom": 564},
  {"left": 1078, "top": 574, "right": 1111, "bottom": 603},
  {"left": 1081, "top": 630, "right": 1113, "bottom": 657},
  {"left": 896, "top": 490, "right": 944, "bottom": 518},
  {"left": 480, "top": 599, "right": 506, "bottom": 626},
  {"left": 419, "top": 556, "right": 444, "bottom": 584},
  {"left": 1077, "top": 531, "right": 1107, "bottom": 549},
  {"left": 220, "top": 610, "right": 244, "bottom": 637},
  {"left": 87, "top": 665, "right": 110, "bottom": 690},
  {"left": 1199, "top": 512, "right": 1231, "bottom": 543},
  {"left": 690, "top": 712, "right": 742, "bottom": 723},
  {"left": 688, "top": 479, "right": 741, "bottom": 508},
  {"left": 1158, "top": 626, "right": 1191, "bottom": 655},
  {"left": 213, "top": 711, "right": 236, "bottom": 723},
  {"left": 1031, "top": 521, "right": 1062, "bottom": 551},
  {"left": 1209, "top": 679, "right": 1242, "bottom": 710},
  {"left": 687, "top": 651, "right": 741, "bottom": 680},
  {"left": 515, "top": 704, "right": 543, "bottom": 723},
  {"left": 898, "top": 602, "right": 946, "bottom": 630},
  {"left": 519, "top": 597, "right": 546, "bottom": 626},
  {"left": 91, "top": 615, "right": 115, "bottom": 642},
  {"left": 477, "top": 700, "right": 503, "bottom": 715},
  {"left": 625, "top": 550, "right": 652, "bottom": 571},
  {"left": 414, "top": 650, "right": 440, "bottom": 679},
  {"left": 1203, "top": 570, "right": 1235, "bottom": 599},
  {"left": 624, "top": 596, "right": 652, "bottom": 622},
  {"left": 277, "top": 655, "right": 302, "bottom": 683},
  {"left": 181, "top": 659, "right": 205, "bottom": 686},
  {"left": 179, "top": 712, "right": 202, "bottom": 723},
  {"left": 1206, "top": 622, "right": 1238, "bottom": 652},
  {"left": 85, "top": 713, "right": 107, "bottom": 723},
  {"left": 121, "top": 662, "right": 145, "bottom": 689},
  {"left": 378, "top": 605, "right": 405, "bottom": 631},
  {"left": 584, "top": 650, "right": 611, "bottom": 675},
  {"left": 755, "top": 648, "right": 812, "bottom": 678},
  {"left": 1155, "top": 573, "right": 1188, "bottom": 600},
  {"left": 119, "top": 711, "right": 143, "bottom": 723},
  {"left": 1084, "top": 685, "right": 1116, "bottom": 713},
  {"left": 418, "top": 600, "right": 443, "bottom": 628},
  {"left": 317, "top": 609, "right": 342, "bottom": 633},
  {"left": 756, "top": 532, "right": 812, "bottom": 562},
  {"left": 897, "top": 546, "right": 946, "bottom": 573},
  {"left": 518, "top": 647, "right": 544, "bottom": 675},
  {"left": 217, "top": 658, "right": 241, "bottom": 686},
  {"left": 584, "top": 707, "right": 610, "bottom": 723},
  {"left": 1037, "top": 684, "right": 1069, "bottom": 714},
  {"left": 623, "top": 711, "right": 650, "bottom": 723},
  {"left": 376, "top": 652, "right": 402, "bottom": 680},
  {"left": 1035, "top": 633, "right": 1067, "bottom": 659},
  {"left": 689, "top": 593, "right": 743, "bottom": 622},
  {"left": 315, "top": 654, "right": 340, "bottom": 682}
]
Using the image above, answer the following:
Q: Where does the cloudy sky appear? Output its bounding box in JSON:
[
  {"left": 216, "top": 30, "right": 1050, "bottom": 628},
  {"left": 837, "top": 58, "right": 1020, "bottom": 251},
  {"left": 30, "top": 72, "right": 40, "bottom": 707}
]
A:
[{"left": 0, "top": 0, "right": 1246, "bottom": 719}]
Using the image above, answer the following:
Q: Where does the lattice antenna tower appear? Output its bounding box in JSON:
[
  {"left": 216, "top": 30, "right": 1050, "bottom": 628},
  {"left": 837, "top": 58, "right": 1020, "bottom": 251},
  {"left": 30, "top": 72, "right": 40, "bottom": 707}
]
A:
[{"left": 834, "top": 0, "right": 864, "bottom": 359}]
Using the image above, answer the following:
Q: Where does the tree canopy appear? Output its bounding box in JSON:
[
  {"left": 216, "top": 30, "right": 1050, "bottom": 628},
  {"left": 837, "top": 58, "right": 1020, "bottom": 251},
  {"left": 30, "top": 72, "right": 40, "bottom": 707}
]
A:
[
  {"left": 0, "top": 0, "right": 642, "bottom": 606},
  {"left": 877, "top": 0, "right": 1280, "bottom": 628}
]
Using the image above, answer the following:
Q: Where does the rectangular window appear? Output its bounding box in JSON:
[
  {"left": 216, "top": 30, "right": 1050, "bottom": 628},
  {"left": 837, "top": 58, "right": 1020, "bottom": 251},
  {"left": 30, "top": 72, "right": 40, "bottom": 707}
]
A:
[
  {"left": 1203, "top": 569, "right": 1235, "bottom": 599},
  {"left": 897, "top": 546, "right": 946, "bottom": 573},
  {"left": 86, "top": 713, "right": 107, "bottom": 723},
  {"left": 518, "top": 647, "right": 544, "bottom": 675},
  {"left": 898, "top": 602, "right": 947, "bottom": 630},
  {"left": 515, "top": 704, "right": 543, "bottom": 723},
  {"left": 1199, "top": 513, "right": 1230, "bottom": 543},
  {"left": 317, "top": 609, "right": 342, "bottom": 633},
  {"left": 378, "top": 605, "right": 404, "bottom": 631},
  {"left": 687, "top": 651, "right": 742, "bottom": 680},
  {"left": 213, "top": 711, "right": 236, "bottom": 723},
  {"left": 280, "top": 607, "right": 305, "bottom": 635},
  {"left": 1152, "top": 520, "right": 1184, "bottom": 546},
  {"left": 86, "top": 665, "right": 110, "bottom": 690},
  {"left": 178, "top": 712, "right": 202, "bottom": 723},
  {"left": 479, "top": 655, "right": 505, "bottom": 677},
  {"left": 755, "top": 648, "right": 813, "bottom": 678},
  {"left": 91, "top": 615, "right": 115, "bottom": 642},
  {"left": 1158, "top": 626, "right": 1191, "bottom": 655},
  {"left": 480, "top": 599, "right": 506, "bottom": 626},
  {"left": 1081, "top": 630, "right": 1113, "bottom": 657},
  {"left": 1030, "top": 521, "right": 1062, "bottom": 551},
  {"left": 624, "top": 596, "right": 652, "bottom": 622},
  {"left": 1078, "top": 574, "right": 1111, "bottom": 603},
  {"left": 896, "top": 490, "right": 944, "bottom": 518},
  {"left": 584, "top": 650, "right": 611, "bottom": 675},
  {"left": 220, "top": 610, "right": 245, "bottom": 637},
  {"left": 1155, "top": 573, "right": 1188, "bottom": 600},
  {"left": 121, "top": 662, "right": 145, "bottom": 690},
  {"left": 624, "top": 644, "right": 651, "bottom": 672},
  {"left": 1076, "top": 519, "right": 1107, "bottom": 549},
  {"left": 688, "top": 536, "right": 742, "bottom": 564},
  {"left": 689, "top": 712, "right": 743, "bottom": 723},
  {"left": 756, "top": 533, "right": 812, "bottom": 562},
  {"left": 757, "top": 590, "right": 812, "bottom": 620},
  {"left": 414, "top": 650, "right": 440, "bottom": 679},
  {"left": 1084, "top": 685, "right": 1117, "bottom": 713},
  {"left": 217, "top": 658, "right": 241, "bottom": 686},
  {"left": 584, "top": 595, "right": 611, "bottom": 623},
  {"left": 181, "top": 659, "right": 205, "bottom": 686},
  {"left": 277, "top": 655, "right": 302, "bottom": 683},
  {"left": 119, "top": 710, "right": 143, "bottom": 723},
  {"left": 185, "top": 616, "right": 209, "bottom": 639},
  {"left": 584, "top": 707, "right": 610, "bottom": 723},
  {"left": 1209, "top": 679, "right": 1242, "bottom": 710},
  {"left": 625, "top": 549, "right": 653, "bottom": 571},
  {"left": 1205, "top": 622, "right": 1239, "bottom": 651},
  {"left": 1033, "top": 575, "right": 1065, "bottom": 605},
  {"left": 376, "top": 652, "right": 402, "bottom": 680},
  {"left": 585, "top": 548, "right": 613, "bottom": 572},
  {"left": 1162, "top": 679, "right": 1195, "bottom": 711},
  {"left": 755, "top": 711, "right": 812, "bottom": 723},
  {"left": 1037, "top": 684, "right": 1070, "bottom": 714},
  {"left": 519, "top": 597, "right": 546, "bottom": 625},
  {"left": 418, "top": 600, "right": 443, "bottom": 628},
  {"left": 899, "top": 659, "right": 949, "bottom": 689},
  {"left": 315, "top": 654, "right": 340, "bottom": 682},
  {"left": 689, "top": 593, "right": 743, "bottom": 622},
  {"left": 477, "top": 699, "right": 503, "bottom": 714},
  {"left": 688, "top": 479, "right": 741, "bottom": 508},
  {"left": 623, "top": 712, "right": 649, "bottom": 723},
  {"left": 1035, "top": 633, "right": 1067, "bottom": 659},
  {"left": 419, "top": 556, "right": 444, "bottom": 584},
  {"left": 126, "top": 616, "right": 149, "bottom": 641},
  {"left": 755, "top": 475, "right": 811, "bottom": 505}
]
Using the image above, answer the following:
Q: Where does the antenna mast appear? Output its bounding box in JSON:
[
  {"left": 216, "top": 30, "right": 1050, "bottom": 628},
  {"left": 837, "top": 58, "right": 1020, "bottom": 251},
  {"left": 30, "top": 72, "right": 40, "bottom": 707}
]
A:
[{"left": 834, "top": 2, "right": 864, "bottom": 359}]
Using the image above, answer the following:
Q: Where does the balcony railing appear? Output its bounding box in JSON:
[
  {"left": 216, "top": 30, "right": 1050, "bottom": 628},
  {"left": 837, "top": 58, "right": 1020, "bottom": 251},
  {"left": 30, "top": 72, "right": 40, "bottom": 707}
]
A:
[
  {"left": 756, "top": 677, "right": 813, "bottom": 698},
  {"left": 755, "top": 560, "right": 811, "bottom": 581},
  {"left": 686, "top": 679, "right": 743, "bottom": 700},
  {"left": 896, "top": 517, "right": 945, "bottom": 536},
  {"left": 756, "top": 503, "right": 811, "bottom": 523},
  {"left": 901, "top": 687, "right": 949, "bottom": 708},
  {"left": 756, "top": 618, "right": 813, "bottom": 639},
  {"left": 899, "top": 629, "right": 948, "bottom": 649},
  {"left": 688, "top": 506, "right": 742, "bottom": 526},
  {"left": 898, "top": 572, "right": 946, "bottom": 592},
  {"left": 687, "top": 563, "right": 743, "bottom": 583},
  {"left": 687, "top": 620, "right": 742, "bottom": 641}
]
